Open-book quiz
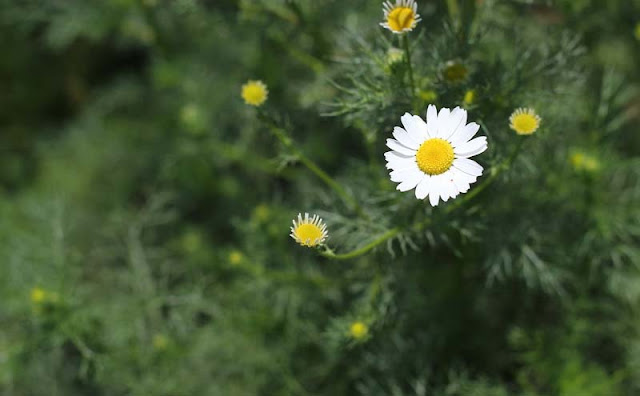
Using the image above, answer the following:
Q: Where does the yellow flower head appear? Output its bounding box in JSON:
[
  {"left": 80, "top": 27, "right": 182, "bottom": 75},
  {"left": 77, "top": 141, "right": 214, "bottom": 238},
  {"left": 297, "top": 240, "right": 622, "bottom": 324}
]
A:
[
  {"left": 509, "top": 108, "right": 541, "bottom": 135},
  {"left": 228, "top": 250, "right": 244, "bottom": 265},
  {"left": 30, "top": 287, "right": 46, "bottom": 304},
  {"left": 463, "top": 90, "right": 475, "bottom": 106},
  {"left": 442, "top": 61, "right": 469, "bottom": 84},
  {"left": 290, "top": 213, "right": 328, "bottom": 248},
  {"left": 419, "top": 89, "right": 438, "bottom": 102},
  {"left": 152, "top": 334, "right": 170, "bottom": 350},
  {"left": 241, "top": 80, "right": 268, "bottom": 107},
  {"left": 349, "top": 321, "right": 369, "bottom": 340},
  {"left": 380, "top": 0, "right": 421, "bottom": 34},
  {"left": 570, "top": 150, "right": 600, "bottom": 173}
]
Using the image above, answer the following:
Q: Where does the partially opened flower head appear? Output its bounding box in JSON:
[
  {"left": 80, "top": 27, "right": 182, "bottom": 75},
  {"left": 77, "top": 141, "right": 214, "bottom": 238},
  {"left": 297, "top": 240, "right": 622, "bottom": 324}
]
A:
[
  {"left": 290, "top": 213, "right": 328, "bottom": 247},
  {"left": 509, "top": 107, "right": 541, "bottom": 135},
  {"left": 241, "top": 80, "right": 268, "bottom": 107},
  {"left": 385, "top": 105, "right": 488, "bottom": 206},
  {"left": 380, "top": 0, "right": 421, "bottom": 34}
]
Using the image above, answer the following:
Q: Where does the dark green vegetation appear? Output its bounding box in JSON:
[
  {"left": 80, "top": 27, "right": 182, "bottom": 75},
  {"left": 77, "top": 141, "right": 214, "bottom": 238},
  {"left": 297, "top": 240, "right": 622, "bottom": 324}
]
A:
[{"left": 0, "top": 0, "right": 639, "bottom": 395}]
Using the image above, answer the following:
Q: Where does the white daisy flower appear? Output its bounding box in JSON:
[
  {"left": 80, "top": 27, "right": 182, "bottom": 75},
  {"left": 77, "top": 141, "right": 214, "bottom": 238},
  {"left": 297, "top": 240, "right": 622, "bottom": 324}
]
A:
[
  {"left": 380, "top": 0, "right": 421, "bottom": 34},
  {"left": 385, "top": 105, "right": 488, "bottom": 206}
]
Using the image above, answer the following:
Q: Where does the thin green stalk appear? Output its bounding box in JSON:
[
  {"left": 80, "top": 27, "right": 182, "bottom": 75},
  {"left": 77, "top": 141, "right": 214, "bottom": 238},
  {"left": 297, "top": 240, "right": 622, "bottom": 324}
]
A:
[
  {"left": 320, "top": 137, "right": 527, "bottom": 260},
  {"left": 402, "top": 35, "right": 416, "bottom": 97},
  {"left": 320, "top": 227, "right": 401, "bottom": 260},
  {"left": 265, "top": 122, "right": 369, "bottom": 220}
]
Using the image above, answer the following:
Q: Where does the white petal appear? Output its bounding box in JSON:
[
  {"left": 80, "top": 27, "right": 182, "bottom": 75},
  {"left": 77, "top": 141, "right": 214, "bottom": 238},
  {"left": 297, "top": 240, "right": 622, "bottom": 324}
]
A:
[
  {"left": 453, "top": 158, "right": 483, "bottom": 177},
  {"left": 428, "top": 190, "right": 440, "bottom": 206},
  {"left": 454, "top": 137, "right": 488, "bottom": 158},
  {"left": 390, "top": 168, "right": 422, "bottom": 183},
  {"left": 450, "top": 122, "right": 480, "bottom": 148},
  {"left": 392, "top": 127, "right": 420, "bottom": 149},
  {"left": 386, "top": 157, "right": 417, "bottom": 172},
  {"left": 442, "top": 107, "right": 466, "bottom": 141},
  {"left": 434, "top": 108, "right": 451, "bottom": 138},
  {"left": 414, "top": 175, "right": 431, "bottom": 199},
  {"left": 410, "top": 115, "right": 429, "bottom": 141},
  {"left": 451, "top": 168, "right": 476, "bottom": 187},
  {"left": 426, "top": 105, "right": 438, "bottom": 137},
  {"left": 396, "top": 171, "right": 423, "bottom": 192},
  {"left": 401, "top": 113, "right": 419, "bottom": 137},
  {"left": 386, "top": 139, "right": 416, "bottom": 156}
]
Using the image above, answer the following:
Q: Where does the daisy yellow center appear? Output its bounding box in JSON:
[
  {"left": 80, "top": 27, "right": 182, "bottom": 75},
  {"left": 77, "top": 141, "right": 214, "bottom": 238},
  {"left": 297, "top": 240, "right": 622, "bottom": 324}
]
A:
[
  {"left": 241, "top": 82, "right": 267, "bottom": 106},
  {"left": 416, "top": 138, "right": 455, "bottom": 175},
  {"left": 511, "top": 113, "right": 539, "bottom": 135},
  {"left": 294, "top": 224, "right": 324, "bottom": 247},
  {"left": 387, "top": 7, "right": 415, "bottom": 32}
]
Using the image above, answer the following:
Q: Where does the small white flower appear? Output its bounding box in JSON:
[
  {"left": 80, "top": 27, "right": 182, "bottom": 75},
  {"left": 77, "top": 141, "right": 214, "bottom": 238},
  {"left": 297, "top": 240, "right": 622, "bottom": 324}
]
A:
[
  {"left": 290, "top": 213, "right": 328, "bottom": 247},
  {"left": 380, "top": 0, "right": 421, "bottom": 34},
  {"left": 385, "top": 105, "right": 488, "bottom": 206}
]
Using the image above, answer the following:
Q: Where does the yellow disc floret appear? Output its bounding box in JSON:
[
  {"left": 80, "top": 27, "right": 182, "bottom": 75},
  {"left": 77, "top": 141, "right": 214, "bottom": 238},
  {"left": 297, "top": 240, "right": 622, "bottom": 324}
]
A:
[
  {"left": 415, "top": 138, "right": 455, "bottom": 175},
  {"left": 387, "top": 7, "right": 415, "bottom": 32},
  {"left": 241, "top": 80, "right": 268, "bottom": 107},
  {"left": 349, "top": 321, "right": 369, "bottom": 340},
  {"left": 290, "top": 213, "right": 328, "bottom": 247},
  {"left": 509, "top": 108, "right": 541, "bottom": 135}
]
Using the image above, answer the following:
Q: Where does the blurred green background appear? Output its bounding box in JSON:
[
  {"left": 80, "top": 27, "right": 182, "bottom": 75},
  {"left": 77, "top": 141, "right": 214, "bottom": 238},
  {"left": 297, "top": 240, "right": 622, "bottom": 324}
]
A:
[{"left": 0, "top": 0, "right": 639, "bottom": 395}]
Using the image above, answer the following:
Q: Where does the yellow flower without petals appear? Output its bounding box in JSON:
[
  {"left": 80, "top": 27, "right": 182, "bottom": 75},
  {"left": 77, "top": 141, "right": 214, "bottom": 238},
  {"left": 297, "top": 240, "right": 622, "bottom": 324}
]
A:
[
  {"left": 30, "top": 287, "right": 46, "bottom": 304},
  {"left": 463, "top": 90, "right": 475, "bottom": 106},
  {"left": 241, "top": 80, "right": 268, "bottom": 107},
  {"left": 349, "top": 321, "right": 369, "bottom": 340},
  {"left": 570, "top": 150, "right": 600, "bottom": 173},
  {"left": 229, "top": 250, "right": 244, "bottom": 265},
  {"left": 509, "top": 108, "right": 541, "bottom": 135}
]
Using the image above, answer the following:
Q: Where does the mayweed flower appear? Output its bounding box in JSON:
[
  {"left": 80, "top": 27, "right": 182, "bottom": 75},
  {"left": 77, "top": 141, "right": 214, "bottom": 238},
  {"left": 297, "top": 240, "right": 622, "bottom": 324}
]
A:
[
  {"left": 443, "top": 61, "right": 469, "bottom": 84},
  {"left": 228, "top": 250, "right": 244, "bottom": 265},
  {"left": 349, "top": 321, "right": 369, "bottom": 340},
  {"left": 380, "top": 0, "right": 421, "bottom": 34},
  {"left": 463, "top": 90, "right": 475, "bottom": 107},
  {"left": 30, "top": 287, "right": 46, "bottom": 304},
  {"left": 570, "top": 150, "right": 600, "bottom": 173},
  {"left": 290, "top": 213, "right": 328, "bottom": 247},
  {"left": 385, "top": 105, "right": 488, "bottom": 206},
  {"left": 509, "top": 108, "right": 541, "bottom": 135},
  {"left": 241, "top": 80, "right": 268, "bottom": 107},
  {"left": 419, "top": 89, "right": 438, "bottom": 103}
]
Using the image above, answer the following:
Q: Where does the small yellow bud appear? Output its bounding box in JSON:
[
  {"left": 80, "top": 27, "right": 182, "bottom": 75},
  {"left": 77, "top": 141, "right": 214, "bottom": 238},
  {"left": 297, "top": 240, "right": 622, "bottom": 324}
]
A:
[
  {"left": 463, "top": 90, "right": 475, "bottom": 106},
  {"left": 229, "top": 250, "right": 244, "bottom": 265},
  {"left": 349, "top": 321, "right": 369, "bottom": 340},
  {"left": 30, "top": 287, "right": 46, "bottom": 304}
]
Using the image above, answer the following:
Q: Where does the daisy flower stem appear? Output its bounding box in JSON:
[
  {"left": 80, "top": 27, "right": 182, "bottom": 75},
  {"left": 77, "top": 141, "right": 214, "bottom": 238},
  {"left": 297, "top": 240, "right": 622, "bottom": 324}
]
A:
[
  {"left": 402, "top": 35, "right": 416, "bottom": 98},
  {"left": 319, "top": 227, "right": 401, "bottom": 260},
  {"left": 263, "top": 120, "right": 369, "bottom": 221}
]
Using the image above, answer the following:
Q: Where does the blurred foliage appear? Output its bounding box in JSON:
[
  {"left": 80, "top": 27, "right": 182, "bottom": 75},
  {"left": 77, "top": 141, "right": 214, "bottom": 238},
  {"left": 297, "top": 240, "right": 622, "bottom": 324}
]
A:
[{"left": 0, "top": 0, "right": 639, "bottom": 395}]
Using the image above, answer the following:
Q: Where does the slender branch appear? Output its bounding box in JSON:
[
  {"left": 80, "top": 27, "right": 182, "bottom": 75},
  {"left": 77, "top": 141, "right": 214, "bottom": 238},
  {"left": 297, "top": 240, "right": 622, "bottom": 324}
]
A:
[
  {"left": 260, "top": 114, "right": 369, "bottom": 220},
  {"left": 402, "top": 35, "right": 416, "bottom": 97},
  {"left": 319, "top": 227, "right": 401, "bottom": 260}
]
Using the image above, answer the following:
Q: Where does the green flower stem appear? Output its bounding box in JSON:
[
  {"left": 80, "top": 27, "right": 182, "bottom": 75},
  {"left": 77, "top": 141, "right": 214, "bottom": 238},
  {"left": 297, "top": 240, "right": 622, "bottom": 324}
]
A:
[
  {"left": 402, "top": 35, "right": 416, "bottom": 98},
  {"left": 261, "top": 117, "right": 369, "bottom": 220},
  {"left": 321, "top": 137, "right": 527, "bottom": 260},
  {"left": 319, "top": 227, "right": 401, "bottom": 260}
]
